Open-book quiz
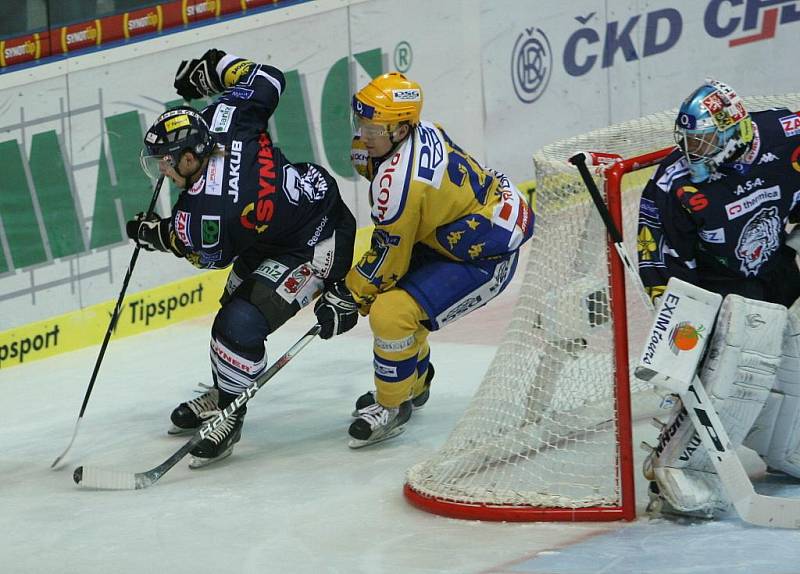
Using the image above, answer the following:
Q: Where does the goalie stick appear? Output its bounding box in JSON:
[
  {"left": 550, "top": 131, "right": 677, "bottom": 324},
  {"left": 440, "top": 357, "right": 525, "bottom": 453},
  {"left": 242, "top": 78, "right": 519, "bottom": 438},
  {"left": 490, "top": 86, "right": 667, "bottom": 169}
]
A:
[
  {"left": 52, "top": 175, "right": 166, "bottom": 470},
  {"left": 73, "top": 324, "right": 321, "bottom": 490},
  {"left": 570, "top": 151, "right": 800, "bottom": 529}
]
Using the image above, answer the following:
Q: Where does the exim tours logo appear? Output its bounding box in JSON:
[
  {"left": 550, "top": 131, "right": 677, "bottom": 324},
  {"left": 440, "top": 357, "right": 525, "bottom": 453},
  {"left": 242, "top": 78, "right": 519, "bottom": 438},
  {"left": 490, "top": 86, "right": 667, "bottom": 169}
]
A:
[{"left": 668, "top": 322, "right": 704, "bottom": 355}]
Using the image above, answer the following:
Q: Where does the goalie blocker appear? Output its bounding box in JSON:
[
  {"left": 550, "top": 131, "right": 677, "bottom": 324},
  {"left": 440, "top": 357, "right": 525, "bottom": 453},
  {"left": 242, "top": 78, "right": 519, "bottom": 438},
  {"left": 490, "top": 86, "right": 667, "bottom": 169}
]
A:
[{"left": 636, "top": 277, "right": 792, "bottom": 517}]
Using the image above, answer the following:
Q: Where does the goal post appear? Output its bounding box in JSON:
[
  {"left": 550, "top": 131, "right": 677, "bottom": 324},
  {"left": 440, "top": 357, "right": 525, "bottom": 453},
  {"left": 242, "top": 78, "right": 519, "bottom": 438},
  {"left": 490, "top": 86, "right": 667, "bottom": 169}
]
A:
[
  {"left": 404, "top": 94, "right": 800, "bottom": 522},
  {"left": 404, "top": 147, "right": 668, "bottom": 522}
]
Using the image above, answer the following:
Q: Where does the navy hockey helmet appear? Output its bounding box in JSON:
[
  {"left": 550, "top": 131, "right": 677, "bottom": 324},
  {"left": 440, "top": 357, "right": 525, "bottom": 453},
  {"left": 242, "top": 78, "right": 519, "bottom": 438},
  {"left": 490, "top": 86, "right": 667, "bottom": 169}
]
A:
[
  {"left": 673, "top": 79, "right": 754, "bottom": 183},
  {"left": 140, "top": 106, "right": 214, "bottom": 179}
]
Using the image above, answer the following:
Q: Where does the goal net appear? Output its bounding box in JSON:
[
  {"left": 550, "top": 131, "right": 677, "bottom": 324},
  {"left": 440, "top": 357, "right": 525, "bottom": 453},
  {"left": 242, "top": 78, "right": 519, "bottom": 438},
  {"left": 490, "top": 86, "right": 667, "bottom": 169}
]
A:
[{"left": 404, "top": 94, "right": 800, "bottom": 521}]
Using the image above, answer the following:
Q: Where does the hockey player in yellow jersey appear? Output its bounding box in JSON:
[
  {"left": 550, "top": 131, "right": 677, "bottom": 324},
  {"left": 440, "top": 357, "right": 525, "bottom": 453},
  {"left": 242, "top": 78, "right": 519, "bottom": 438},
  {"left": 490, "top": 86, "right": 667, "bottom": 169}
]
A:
[{"left": 314, "top": 72, "right": 534, "bottom": 447}]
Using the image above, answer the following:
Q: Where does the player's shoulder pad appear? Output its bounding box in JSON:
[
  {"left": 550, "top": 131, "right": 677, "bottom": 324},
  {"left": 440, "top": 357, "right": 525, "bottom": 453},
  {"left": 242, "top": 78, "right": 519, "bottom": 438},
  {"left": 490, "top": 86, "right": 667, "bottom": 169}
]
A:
[
  {"left": 653, "top": 151, "right": 690, "bottom": 193},
  {"left": 370, "top": 136, "right": 413, "bottom": 225},
  {"left": 412, "top": 120, "right": 448, "bottom": 189}
]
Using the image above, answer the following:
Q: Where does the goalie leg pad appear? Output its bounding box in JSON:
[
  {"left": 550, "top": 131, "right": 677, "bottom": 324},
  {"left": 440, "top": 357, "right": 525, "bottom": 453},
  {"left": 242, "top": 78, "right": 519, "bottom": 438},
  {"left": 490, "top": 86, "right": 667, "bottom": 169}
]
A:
[
  {"left": 744, "top": 299, "right": 800, "bottom": 477},
  {"left": 695, "top": 295, "right": 786, "bottom": 465},
  {"left": 646, "top": 401, "right": 728, "bottom": 514},
  {"left": 648, "top": 294, "right": 787, "bottom": 514}
]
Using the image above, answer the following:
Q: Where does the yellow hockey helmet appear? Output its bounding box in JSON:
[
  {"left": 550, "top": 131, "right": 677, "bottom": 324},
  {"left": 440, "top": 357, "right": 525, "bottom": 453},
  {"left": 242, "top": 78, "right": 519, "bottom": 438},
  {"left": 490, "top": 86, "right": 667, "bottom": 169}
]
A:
[{"left": 352, "top": 72, "right": 423, "bottom": 126}]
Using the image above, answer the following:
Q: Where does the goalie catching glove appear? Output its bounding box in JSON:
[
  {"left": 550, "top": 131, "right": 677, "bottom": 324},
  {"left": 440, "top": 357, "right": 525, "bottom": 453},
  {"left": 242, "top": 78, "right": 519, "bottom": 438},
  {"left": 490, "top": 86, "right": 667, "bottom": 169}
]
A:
[
  {"left": 126, "top": 212, "right": 171, "bottom": 252},
  {"left": 314, "top": 281, "right": 358, "bottom": 339},
  {"left": 174, "top": 48, "right": 226, "bottom": 100}
]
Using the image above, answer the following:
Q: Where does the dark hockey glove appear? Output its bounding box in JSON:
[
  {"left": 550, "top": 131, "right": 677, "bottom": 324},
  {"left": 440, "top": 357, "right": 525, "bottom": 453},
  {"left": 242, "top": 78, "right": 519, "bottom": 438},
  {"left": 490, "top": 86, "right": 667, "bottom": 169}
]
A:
[
  {"left": 125, "top": 212, "right": 170, "bottom": 252},
  {"left": 174, "top": 48, "right": 226, "bottom": 100},
  {"left": 314, "top": 281, "right": 358, "bottom": 340}
]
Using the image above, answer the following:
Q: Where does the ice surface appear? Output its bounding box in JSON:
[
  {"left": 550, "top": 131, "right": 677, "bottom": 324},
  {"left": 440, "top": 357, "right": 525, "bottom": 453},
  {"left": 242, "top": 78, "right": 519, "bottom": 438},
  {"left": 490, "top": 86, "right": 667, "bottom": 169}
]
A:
[{"left": 2, "top": 279, "right": 800, "bottom": 573}]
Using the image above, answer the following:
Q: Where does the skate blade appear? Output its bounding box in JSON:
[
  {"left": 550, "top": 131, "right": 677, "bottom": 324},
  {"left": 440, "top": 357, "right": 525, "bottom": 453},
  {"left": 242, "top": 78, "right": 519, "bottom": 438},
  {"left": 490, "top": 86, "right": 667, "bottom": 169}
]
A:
[
  {"left": 168, "top": 425, "right": 197, "bottom": 436},
  {"left": 351, "top": 403, "right": 425, "bottom": 418},
  {"left": 348, "top": 425, "right": 407, "bottom": 449},
  {"left": 188, "top": 446, "right": 234, "bottom": 469}
]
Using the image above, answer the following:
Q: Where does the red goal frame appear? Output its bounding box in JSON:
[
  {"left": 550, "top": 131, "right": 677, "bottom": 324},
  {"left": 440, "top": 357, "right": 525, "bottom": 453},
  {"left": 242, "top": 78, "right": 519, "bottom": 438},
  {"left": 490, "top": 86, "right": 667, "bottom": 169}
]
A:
[{"left": 403, "top": 147, "right": 673, "bottom": 522}]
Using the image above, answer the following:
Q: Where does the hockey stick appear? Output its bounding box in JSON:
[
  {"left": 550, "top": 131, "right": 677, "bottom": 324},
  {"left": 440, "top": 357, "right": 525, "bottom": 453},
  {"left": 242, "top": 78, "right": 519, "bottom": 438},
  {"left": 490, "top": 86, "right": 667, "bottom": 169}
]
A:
[
  {"left": 570, "top": 152, "right": 800, "bottom": 528},
  {"left": 73, "top": 324, "right": 321, "bottom": 490},
  {"left": 52, "top": 175, "right": 167, "bottom": 470}
]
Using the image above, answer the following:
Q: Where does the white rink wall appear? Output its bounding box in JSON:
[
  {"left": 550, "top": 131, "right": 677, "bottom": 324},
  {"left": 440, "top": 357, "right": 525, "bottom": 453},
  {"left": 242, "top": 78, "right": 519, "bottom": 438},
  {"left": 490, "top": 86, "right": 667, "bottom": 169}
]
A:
[{"left": 0, "top": 0, "right": 796, "bottom": 329}]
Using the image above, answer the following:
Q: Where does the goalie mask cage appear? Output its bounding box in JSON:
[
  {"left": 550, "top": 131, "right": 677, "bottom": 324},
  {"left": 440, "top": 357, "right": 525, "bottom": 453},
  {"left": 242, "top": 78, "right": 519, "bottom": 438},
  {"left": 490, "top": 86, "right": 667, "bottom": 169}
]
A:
[{"left": 404, "top": 94, "right": 800, "bottom": 522}]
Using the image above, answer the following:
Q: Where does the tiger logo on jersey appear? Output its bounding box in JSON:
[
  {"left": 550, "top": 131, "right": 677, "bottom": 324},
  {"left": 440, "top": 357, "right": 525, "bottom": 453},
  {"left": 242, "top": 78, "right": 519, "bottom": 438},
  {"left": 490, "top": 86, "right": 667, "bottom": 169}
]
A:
[{"left": 736, "top": 206, "right": 781, "bottom": 276}]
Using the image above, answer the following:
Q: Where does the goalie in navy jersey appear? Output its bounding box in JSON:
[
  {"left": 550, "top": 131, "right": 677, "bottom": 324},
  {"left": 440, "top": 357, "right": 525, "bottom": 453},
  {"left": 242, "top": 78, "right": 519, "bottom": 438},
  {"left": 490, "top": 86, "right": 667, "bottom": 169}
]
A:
[
  {"left": 637, "top": 79, "right": 800, "bottom": 306},
  {"left": 638, "top": 80, "right": 800, "bottom": 518},
  {"left": 126, "top": 50, "right": 355, "bottom": 467}
]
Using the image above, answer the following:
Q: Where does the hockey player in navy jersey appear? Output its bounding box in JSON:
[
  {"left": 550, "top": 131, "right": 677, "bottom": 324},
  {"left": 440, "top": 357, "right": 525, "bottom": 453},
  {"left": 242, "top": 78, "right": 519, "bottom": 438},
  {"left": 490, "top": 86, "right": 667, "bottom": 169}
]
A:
[
  {"left": 637, "top": 80, "right": 800, "bottom": 518},
  {"left": 126, "top": 49, "right": 355, "bottom": 467}
]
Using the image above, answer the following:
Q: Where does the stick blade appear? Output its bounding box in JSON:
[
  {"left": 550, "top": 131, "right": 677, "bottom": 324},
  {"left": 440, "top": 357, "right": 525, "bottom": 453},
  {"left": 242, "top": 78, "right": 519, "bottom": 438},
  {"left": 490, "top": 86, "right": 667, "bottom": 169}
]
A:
[
  {"left": 740, "top": 495, "right": 800, "bottom": 529},
  {"left": 74, "top": 465, "right": 145, "bottom": 490},
  {"left": 716, "top": 442, "right": 800, "bottom": 529}
]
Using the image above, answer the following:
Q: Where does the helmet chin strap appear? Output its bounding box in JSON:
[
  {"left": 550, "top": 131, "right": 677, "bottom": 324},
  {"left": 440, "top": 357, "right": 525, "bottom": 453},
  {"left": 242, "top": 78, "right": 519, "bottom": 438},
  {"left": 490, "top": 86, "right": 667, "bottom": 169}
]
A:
[
  {"left": 375, "top": 124, "right": 411, "bottom": 161},
  {"left": 177, "top": 152, "right": 207, "bottom": 190},
  {"left": 388, "top": 125, "right": 405, "bottom": 145}
]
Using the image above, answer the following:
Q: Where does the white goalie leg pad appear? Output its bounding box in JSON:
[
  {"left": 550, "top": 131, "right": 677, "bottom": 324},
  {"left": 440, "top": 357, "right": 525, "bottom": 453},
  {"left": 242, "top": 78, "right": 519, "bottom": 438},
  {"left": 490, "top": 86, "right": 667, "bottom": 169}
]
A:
[
  {"left": 647, "top": 402, "right": 729, "bottom": 515},
  {"left": 649, "top": 294, "right": 787, "bottom": 514},
  {"left": 745, "top": 298, "right": 800, "bottom": 476},
  {"left": 698, "top": 295, "right": 786, "bottom": 451}
]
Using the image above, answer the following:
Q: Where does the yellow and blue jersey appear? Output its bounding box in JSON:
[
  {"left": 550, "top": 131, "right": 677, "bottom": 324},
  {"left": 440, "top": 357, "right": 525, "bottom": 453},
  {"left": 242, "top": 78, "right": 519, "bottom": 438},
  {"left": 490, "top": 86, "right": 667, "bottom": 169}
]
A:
[{"left": 346, "top": 121, "right": 533, "bottom": 308}]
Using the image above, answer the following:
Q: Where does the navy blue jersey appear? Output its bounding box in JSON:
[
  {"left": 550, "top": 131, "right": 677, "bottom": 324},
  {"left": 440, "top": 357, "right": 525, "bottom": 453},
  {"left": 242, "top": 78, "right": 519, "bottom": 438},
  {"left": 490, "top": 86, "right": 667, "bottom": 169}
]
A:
[
  {"left": 637, "top": 108, "right": 800, "bottom": 301},
  {"left": 168, "top": 55, "right": 340, "bottom": 269}
]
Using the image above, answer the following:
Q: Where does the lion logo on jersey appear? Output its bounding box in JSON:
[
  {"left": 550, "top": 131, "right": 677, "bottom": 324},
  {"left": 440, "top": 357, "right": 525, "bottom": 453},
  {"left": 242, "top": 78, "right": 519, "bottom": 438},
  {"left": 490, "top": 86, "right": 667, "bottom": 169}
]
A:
[{"left": 735, "top": 206, "right": 781, "bottom": 276}]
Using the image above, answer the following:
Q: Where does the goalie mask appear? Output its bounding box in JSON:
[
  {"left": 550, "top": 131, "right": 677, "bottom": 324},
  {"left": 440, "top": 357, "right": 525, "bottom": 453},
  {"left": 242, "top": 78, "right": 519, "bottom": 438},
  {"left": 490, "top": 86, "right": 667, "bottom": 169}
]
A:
[
  {"left": 140, "top": 106, "right": 214, "bottom": 180},
  {"left": 674, "top": 79, "right": 754, "bottom": 183},
  {"left": 352, "top": 72, "right": 423, "bottom": 140}
]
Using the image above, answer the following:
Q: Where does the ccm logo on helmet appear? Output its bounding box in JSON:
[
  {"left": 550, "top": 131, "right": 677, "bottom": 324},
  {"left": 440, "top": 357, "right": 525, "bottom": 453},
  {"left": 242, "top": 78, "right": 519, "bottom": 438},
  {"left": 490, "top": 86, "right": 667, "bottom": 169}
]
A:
[{"left": 375, "top": 152, "right": 403, "bottom": 221}]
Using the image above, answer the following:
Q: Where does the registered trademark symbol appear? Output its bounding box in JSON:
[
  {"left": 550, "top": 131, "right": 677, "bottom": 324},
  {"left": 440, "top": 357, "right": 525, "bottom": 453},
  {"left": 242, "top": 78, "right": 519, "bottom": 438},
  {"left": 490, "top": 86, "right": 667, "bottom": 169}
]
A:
[{"left": 394, "top": 41, "right": 412, "bottom": 72}]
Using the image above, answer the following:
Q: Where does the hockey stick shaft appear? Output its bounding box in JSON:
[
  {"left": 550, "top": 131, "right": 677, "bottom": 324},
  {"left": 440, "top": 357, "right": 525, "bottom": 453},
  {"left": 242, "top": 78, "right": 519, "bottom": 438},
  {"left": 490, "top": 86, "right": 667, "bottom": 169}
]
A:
[
  {"left": 52, "top": 175, "right": 166, "bottom": 470},
  {"left": 73, "top": 323, "right": 322, "bottom": 490},
  {"left": 570, "top": 152, "right": 800, "bottom": 528}
]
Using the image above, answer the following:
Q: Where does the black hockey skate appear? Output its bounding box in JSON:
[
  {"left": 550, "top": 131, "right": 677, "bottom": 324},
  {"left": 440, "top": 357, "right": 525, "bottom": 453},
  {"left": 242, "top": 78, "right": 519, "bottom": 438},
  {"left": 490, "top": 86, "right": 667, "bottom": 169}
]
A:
[
  {"left": 351, "top": 364, "right": 435, "bottom": 417},
  {"left": 348, "top": 400, "right": 412, "bottom": 449},
  {"left": 169, "top": 385, "right": 219, "bottom": 435},
  {"left": 189, "top": 406, "right": 247, "bottom": 469}
]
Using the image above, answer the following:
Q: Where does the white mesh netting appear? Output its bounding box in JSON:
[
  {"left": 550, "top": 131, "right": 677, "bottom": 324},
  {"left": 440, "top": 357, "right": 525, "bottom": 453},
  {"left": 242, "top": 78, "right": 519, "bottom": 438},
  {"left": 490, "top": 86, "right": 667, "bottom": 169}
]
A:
[{"left": 405, "top": 94, "right": 800, "bottom": 514}]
